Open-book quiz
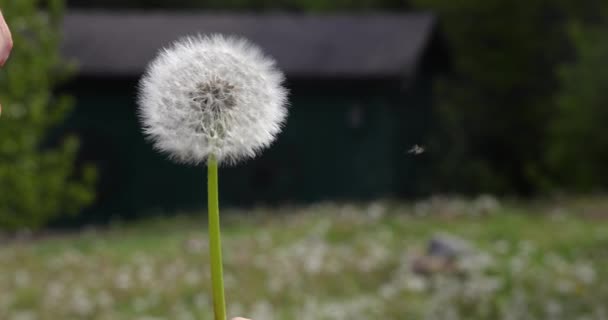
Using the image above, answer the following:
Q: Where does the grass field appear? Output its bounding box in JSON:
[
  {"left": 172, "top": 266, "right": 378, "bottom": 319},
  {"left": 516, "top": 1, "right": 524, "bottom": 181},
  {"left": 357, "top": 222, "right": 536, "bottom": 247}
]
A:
[{"left": 1, "top": 196, "right": 607, "bottom": 320}]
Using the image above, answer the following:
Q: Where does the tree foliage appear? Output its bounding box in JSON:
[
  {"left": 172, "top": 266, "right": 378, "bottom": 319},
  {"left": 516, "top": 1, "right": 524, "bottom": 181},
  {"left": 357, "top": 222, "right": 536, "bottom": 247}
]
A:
[
  {"left": 408, "top": 0, "right": 582, "bottom": 194},
  {"left": 0, "top": 0, "right": 96, "bottom": 230},
  {"left": 548, "top": 22, "right": 608, "bottom": 191}
]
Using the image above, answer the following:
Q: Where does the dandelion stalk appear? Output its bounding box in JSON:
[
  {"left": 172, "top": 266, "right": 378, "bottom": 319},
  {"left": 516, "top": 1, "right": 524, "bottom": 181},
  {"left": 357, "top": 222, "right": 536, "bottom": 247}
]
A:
[{"left": 207, "top": 155, "right": 226, "bottom": 320}]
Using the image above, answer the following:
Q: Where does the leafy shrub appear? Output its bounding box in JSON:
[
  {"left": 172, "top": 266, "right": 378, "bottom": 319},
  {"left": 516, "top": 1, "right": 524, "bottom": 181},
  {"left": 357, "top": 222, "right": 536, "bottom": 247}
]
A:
[{"left": 0, "top": 0, "right": 95, "bottom": 230}]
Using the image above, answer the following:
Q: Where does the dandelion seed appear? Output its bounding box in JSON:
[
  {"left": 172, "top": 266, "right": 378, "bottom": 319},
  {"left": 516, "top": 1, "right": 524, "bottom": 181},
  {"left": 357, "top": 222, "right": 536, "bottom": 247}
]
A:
[{"left": 408, "top": 144, "right": 425, "bottom": 155}]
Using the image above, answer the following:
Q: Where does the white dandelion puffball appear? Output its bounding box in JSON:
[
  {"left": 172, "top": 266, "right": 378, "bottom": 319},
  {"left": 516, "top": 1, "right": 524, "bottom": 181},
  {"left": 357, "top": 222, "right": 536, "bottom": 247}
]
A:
[{"left": 138, "top": 35, "right": 288, "bottom": 165}]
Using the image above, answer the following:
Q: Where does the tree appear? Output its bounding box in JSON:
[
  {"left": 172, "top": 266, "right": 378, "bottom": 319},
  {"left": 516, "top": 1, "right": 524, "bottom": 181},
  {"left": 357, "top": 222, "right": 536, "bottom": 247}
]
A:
[
  {"left": 548, "top": 21, "right": 608, "bottom": 191},
  {"left": 0, "top": 0, "right": 96, "bottom": 230},
  {"left": 409, "top": 0, "right": 578, "bottom": 194}
]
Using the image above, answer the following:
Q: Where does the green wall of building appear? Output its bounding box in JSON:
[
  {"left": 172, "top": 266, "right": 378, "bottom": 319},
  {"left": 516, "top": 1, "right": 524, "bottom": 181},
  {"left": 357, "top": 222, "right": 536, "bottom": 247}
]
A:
[{"left": 63, "top": 77, "right": 433, "bottom": 222}]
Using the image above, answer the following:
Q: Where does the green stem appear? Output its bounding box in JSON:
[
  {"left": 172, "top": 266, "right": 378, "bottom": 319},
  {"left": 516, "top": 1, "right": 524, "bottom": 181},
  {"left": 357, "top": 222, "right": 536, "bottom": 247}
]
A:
[{"left": 208, "top": 156, "right": 226, "bottom": 320}]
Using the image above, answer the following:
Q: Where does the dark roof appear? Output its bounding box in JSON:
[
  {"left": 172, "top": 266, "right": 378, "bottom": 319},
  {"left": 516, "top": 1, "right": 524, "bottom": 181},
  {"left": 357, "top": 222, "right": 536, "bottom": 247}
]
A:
[{"left": 62, "top": 11, "right": 437, "bottom": 78}]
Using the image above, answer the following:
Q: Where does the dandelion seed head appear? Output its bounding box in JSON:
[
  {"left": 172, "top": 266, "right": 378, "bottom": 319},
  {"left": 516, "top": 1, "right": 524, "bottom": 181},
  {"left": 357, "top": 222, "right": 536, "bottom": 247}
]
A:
[{"left": 138, "top": 34, "right": 288, "bottom": 165}]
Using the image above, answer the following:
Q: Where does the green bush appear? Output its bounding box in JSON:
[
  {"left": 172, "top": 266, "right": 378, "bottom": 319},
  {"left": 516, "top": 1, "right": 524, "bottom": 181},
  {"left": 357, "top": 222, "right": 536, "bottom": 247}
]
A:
[
  {"left": 548, "top": 22, "right": 608, "bottom": 191},
  {"left": 0, "top": 0, "right": 95, "bottom": 230}
]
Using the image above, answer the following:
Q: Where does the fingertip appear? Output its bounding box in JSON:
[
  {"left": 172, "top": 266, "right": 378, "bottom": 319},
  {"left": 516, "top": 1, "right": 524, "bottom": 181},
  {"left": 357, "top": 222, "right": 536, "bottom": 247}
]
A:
[{"left": 0, "top": 9, "right": 12, "bottom": 66}]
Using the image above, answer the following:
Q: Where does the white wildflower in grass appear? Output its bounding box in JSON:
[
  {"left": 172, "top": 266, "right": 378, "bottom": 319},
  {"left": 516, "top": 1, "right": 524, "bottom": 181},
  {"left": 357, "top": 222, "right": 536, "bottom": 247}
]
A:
[
  {"left": 138, "top": 35, "right": 288, "bottom": 165},
  {"left": 137, "top": 34, "right": 288, "bottom": 320}
]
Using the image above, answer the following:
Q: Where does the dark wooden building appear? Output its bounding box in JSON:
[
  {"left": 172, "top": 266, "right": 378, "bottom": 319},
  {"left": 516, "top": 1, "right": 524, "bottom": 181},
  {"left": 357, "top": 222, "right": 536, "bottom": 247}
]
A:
[{"left": 61, "top": 11, "right": 446, "bottom": 219}]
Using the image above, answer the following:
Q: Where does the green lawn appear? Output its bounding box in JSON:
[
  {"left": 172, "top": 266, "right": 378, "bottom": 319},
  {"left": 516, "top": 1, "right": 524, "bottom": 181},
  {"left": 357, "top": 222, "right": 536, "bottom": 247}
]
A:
[{"left": 1, "top": 197, "right": 607, "bottom": 319}]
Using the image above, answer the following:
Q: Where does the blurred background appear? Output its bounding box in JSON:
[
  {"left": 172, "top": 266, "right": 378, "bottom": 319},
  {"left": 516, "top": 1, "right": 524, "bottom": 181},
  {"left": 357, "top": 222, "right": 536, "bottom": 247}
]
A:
[{"left": 0, "top": 0, "right": 607, "bottom": 319}]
